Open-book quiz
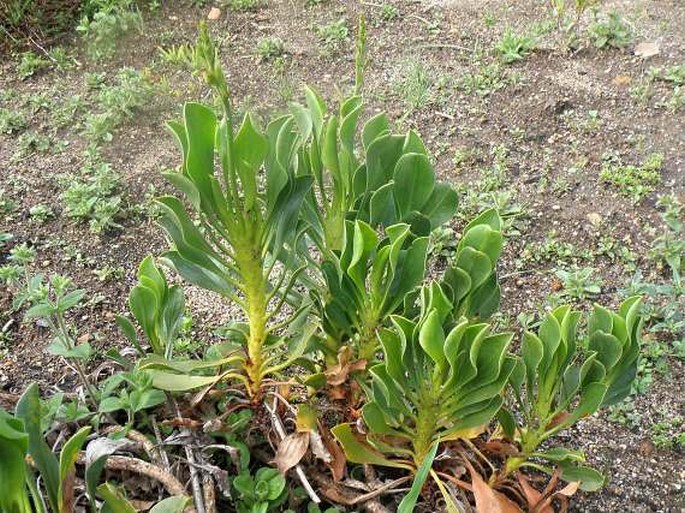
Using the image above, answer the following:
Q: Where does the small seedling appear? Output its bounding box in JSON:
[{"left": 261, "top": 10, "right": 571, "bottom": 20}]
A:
[
  {"left": 314, "top": 18, "right": 349, "bottom": 54},
  {"left": 256, "top": 37, "right": 285, "bottom": 62},
  {"left": 13, "top": 132, "right": 52, "bottom": 161},
  {"left": 60, "top": 151, "right": 123, "bottom": 233},
  {"left": 600, "top": 152, "right": 663, "bottom": 203},
  {"left": 495, "top": 28, "right": 536, "bottom": 63},
  {"left": 589, "top": 10, "right": 632, "bottom": 49},
  {"left": 16, "top": 51, "right": 49, "bottom": 79},
  {"left": 380, "top": 4, "right": 399, "bottom": 22},
  {"left": 0, "top": 108, "right": 27, "bottom": 135},
  {"left": 554, "top": 266, "right": 602, "bottom": 300},
  {"left": 29, "top": 204, "right": 54, "bottom": 223},
  {"left": 462, "top": 62, "right": 508, "bottom": 96}
]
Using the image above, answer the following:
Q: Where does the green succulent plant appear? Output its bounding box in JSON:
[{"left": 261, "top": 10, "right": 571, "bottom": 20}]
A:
[
  {"left": 152, "top": 26, "right": 313, "bottom": 397},
  {"left": 332, "top": 282, "right": 516, "bottom": 507},
  {"left": 117, "top": 256, "right": 185, "bottom": 359},
  {"left": 441, "top": 209, "right": 503, "bottom": 321},
  {"left": 501, "top": 297, "right": 643, "bottom": 490},
  {"left": 313, "top": 219, "right": 429, "bottom": 365}
]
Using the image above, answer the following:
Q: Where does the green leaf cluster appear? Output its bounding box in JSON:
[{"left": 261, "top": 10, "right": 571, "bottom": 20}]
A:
[{"left": 502, "top": 297, "right": 643, "bottom": 489}]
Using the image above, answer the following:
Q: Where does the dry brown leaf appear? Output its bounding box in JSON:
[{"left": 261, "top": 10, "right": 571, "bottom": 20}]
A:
[
  {"left": 466, "top": 460, "right": 521, "bottom": 513},
  {"left": 483, "top": 440, "right": 519, "bottom": 456},
  {"left": 612, "top": 74, "right": 632, "bottom": 87},
  {"left": 207, "top": 7, "right": 221, "bottom": 20},
  {"left": 634, "top": 42, "right": 660, "bottom": 58},
  {"left": 273, "top": 432, "right": 309, "bottom": 474},
  {"left": 329, "top": 385, "right": 347, "bottom": 401},
  {"left": 517, "top": 473, "right": 553, "bottom": 513},
  {"left": 326, "top": 347, "right": 354, "bottom": 386},
  {"left": 321, "top": 427, "right": 347, "bottom": 481},
  {"left": 556, "top": 481, "right": 580, "bottom": 497}
]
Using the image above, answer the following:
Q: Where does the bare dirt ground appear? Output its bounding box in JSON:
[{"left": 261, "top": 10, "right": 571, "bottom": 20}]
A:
[{"left": 1, "top": 0, "right": 684, "bottom": 510}]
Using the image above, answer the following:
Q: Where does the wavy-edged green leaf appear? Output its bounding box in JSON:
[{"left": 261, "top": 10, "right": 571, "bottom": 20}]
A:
[{"left": 393, "top": 153, "right": 435, "bottom": 220}]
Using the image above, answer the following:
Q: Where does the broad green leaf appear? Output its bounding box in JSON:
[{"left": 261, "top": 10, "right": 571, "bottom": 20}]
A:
[
  {"left": 365, "top": 134, "right": 405, "bottom": 191},
  {"left": 393, "top": 153, "right": 435, "bottom": 220},
  {"left": 183, "top": 102, "right": 219, "bottom": 216},
  {"left": 148, "top": 370, "right": 222, "bottom": 391},
  {"left": 59, "top": 426, "right": 91, "bottom": 513},
  {"left": 47, "top": 339, "right": 93, "bottom": 360},
  {"left": 0, "top": 409, "right": 30, "bottom": 513},
  {"left": 458, "top": 225, "right": 503, "bottom": 265},
  {"left": 57, "top": 289, "right": 86, "bottom": 311},
  {"left": 369, "top": 183, "right": 396, "bottom": 227},
  {"left": 115, "top": 315, "right": 143, "bottom": 354},
  {"left": 418, "top": 310, "right": 446, "bottom": 370},
  {"left": 97, "top": 483, "right": 137, "bottom": 513},
  {"left": 234, "top": 113, "right": 267, "bottom": 210},
  {"left": 303, "top": 86, "right": 325, "bottom": 137},
  {"left": 361, "top": 112, "right": 389, "bottom": 150},
  {"left": 16, "top": 383, "right": 60, "bottom": 512},
  {"left": 454, "top": 247, "right": 493, "bottom": 290},
  {"left": 557, "top": 462, "right": 606, "bottom": 492},
  {"left": 331, "top": 424, "right": 413, "bottom": 470},
  {"left": 423, "top": 183, "right": 458, "bottom": 227},
  {"left": 149, "top": 496, "right": 190, "bottom": 513}
]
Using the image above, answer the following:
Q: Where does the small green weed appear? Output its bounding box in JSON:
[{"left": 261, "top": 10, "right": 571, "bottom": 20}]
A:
[
  {"left": 256, "top": 37, "right": 285, "bottom": 62},
  {"left": 462, "top": 62, "right": 508, "bottom": 96},
  {"left": 520, "top": 230, "right": 591, "bottom": 266},
  {"left": 589, "top": 10, "right": 632, "bottom": 49},
  {"left": 0, "top": 108, "right": 27, "bottom": 135},
  {"left": 94, "top": 265, "right": 125, "bottom": 282},
  {"left": 650, "top": 414, "right": 685, "bottom": 451},
  {"left": 495, "top": 28, "right": 536, "bottom": 64},
  {"left": 76, "top": 0, "right": 143, "bottom": 59},
  {"left": 600, "top": 152, "right": 663, "bottom": 203},
  {"left": 314, "top": 18, "right": 349, "bottom": 54},
  {"left": 0, "top": 189, "right": 17, "bottom": 216},
  {"left": 60, "top": 151, "right": 122, "bottom": 233},
  {"left": 84, "top": 68, "right": 153, "bottom": 143},
  {"left": 663, "top": 64, "right": 685, "bottom": 86},
  {"left": 47, "top": 47, "right": 76, "bottom": 70},
  {"left": 380, "top": 4, "right": 399, "bottom": 22},
  {"left": 397, "top": 60, "right": 432, "bottom": 110},
  {"left": 13, "top": 131, "right": 53, "bottom": 161},
  {"left": 16, "top": 51, "right": 49, "bottom": 79},
  {"left": 29, "top": 204, "right": 54, "bottom": 223},
  {"left": 50, "top": 95, "right": 85, "bottom": 129},
  {"left": 608, "top": 400, "right": 642, "bottom": 430},
  {"left": 649, "top": 195, "right": 684, "bottom": 285},
  {"left": 553, "top": 266, "right": 602, "bottom": 300}
]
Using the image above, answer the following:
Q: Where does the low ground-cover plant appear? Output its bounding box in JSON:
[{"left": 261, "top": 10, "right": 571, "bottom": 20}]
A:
[
  {"left": 588, "top": 10, "right": 632, "bottom": 49},
  {"left": 83, "top": 67, "right": 154, "bottom": 143},
  {"left": 76, "top": 0, "right": 143, "bottom": 59},
  {"left": 495, "top": 28, "right": 536, "bottom": 64},
  {"left": 600, "top": 152, "right": 663, "bottom": 203},
  {"left": 0, "top": 23, "right": 647, "bottom": 512},
  {"left": 60, "top": 149, "right": 123, "bottom": 233}
]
